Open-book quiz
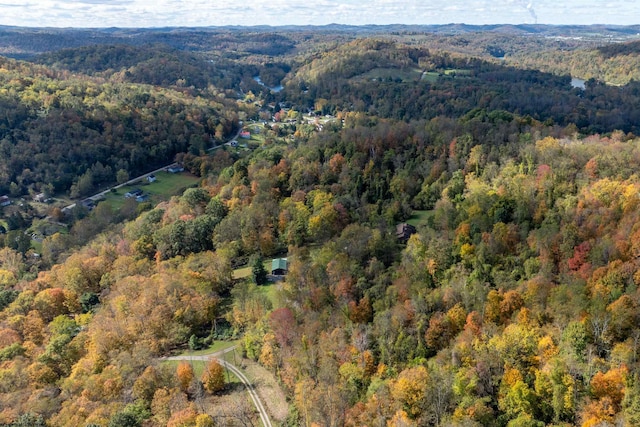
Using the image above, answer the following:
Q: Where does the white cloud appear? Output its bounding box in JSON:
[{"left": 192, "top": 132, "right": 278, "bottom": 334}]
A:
[{"left": 0, "top": 0, "right": 638, "bottom": 27}]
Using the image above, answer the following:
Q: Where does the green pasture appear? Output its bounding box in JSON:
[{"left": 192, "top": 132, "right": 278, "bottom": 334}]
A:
[
  {"left": 356, "top": 67, "right": 423, "bottom": 82},
  {"left": 407, "top": 210, "right": 432, "bottom": 227},
  {"left": 101, "top": 171, "right": 199, "bottom": 210}
]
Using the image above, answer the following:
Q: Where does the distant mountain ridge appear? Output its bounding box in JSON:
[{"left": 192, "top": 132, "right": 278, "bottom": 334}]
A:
[{"left": 1, "top": 23, "right": 639, "bottom": 58}]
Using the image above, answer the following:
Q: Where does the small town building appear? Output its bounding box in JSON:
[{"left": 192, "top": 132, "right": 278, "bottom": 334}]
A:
[
  {"left": 147, "top": 174, "right": 157, "bottom": 183},
  {"left": 34, "top": 193, "right": 47, "bottom": 203},
  {"left": 0, "top": 195, "right": 10, "bottom": 207},
  {"left": 271, "top": 258, "right": 288, "bottom": 276}
]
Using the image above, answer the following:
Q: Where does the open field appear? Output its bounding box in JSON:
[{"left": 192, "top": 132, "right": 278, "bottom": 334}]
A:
[
  {"left": 444, "top": 68, "right": 472, "bottom": 76},
  {"left": 181, "top": 340, "right": 240, "bottom": 357},
  {"left": 421, "top": 69, "right": 472, "bottom": 82},
  {"left": 422, "top": 71, "right": 440, "bottom": 82},
  {"left": 356, "top": 67, "right": 423, "bottom": 82},
  {"left": 256, "top": 283, "right": 280, "bottom": 308},
  {"left": 99, "top": 171, "right": 199, "bottom": 210},
  {"left": 407, "top": 209, "right": 432, "bottom": 227},
  {"left": 232, "top": 260, "right": 272, "bottom": 280},
  {"left": 164, "top": 344, "right": 287, "bottom": 425}
]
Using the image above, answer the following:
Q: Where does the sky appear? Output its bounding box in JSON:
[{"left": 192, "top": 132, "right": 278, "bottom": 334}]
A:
[{"left": 0, "top": 0, "right": 638, "bottom": 28}]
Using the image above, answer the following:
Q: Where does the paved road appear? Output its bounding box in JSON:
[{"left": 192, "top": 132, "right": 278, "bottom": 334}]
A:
[
  {"left": 60, "top": 126, "right": 242, "bottom": 212},
  {"left": 165, "top": 346, "right": 272, "bottom": 427}
]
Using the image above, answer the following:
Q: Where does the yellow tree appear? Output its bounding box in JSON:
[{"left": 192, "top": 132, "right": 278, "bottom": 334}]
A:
[
  {"left": 201, "top": 359, "right": 225, "bottom": 394},
  {"left": 176, "top": 362, "right": 195, "bottom": 393},
  {"left": 390, "top": 366, "right": 429, "bottom": 418}
]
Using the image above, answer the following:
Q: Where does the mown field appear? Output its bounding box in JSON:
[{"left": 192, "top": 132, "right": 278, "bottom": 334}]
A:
[{"left": 100, "top": 171, "right": 200, "bottom": 210}]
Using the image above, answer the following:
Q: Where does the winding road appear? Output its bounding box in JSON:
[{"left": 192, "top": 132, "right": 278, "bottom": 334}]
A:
[{"left": 165, "top": 346, "right": 272, "bottom": 427}]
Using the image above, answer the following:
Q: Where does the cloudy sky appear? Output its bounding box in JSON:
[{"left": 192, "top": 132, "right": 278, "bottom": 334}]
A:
[{"left": 0, "top": 0, "right": 638, "bottom": 28}]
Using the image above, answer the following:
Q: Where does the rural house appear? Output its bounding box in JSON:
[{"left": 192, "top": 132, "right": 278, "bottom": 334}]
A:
[
  {"left": 396, "top": 223, "right": 416, "bottom": 242},
  {"left": 124, "top": 189, "right": 144, "bottom": 198},
  {"left": 271, "top": 258, "right": 288, "bottom": 276}
]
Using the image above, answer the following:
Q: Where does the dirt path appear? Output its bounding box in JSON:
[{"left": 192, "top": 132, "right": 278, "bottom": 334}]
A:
[{"left": 165, "top": 346, "right": 273, "bottom": 427}]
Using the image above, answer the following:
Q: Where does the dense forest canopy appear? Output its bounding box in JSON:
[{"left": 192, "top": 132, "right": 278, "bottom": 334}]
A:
[
  {"left": 2, "top": 25, "right": 640, "bottom": 427},
  {"left": 0, "top": 55, "right": 241, "bottom": 197}
]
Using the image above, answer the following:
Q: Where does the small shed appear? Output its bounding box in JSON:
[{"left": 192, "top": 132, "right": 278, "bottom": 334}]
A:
[
  {"left": 147, "top": 174, "right": 157, "bottom": 183},
  {"left": 0, "top": 195, "right": 10, "bottom": 207},
  {"left": 34, "top": 193, "right": 47, "bottom": 203},
  {"left": 271, "top": 258, "right": 288, "bottom": 276},
  {"left": 136, "top": 194, "right": 150, "bottom": 203}
]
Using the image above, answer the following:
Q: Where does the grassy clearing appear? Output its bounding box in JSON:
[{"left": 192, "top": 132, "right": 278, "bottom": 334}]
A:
[
  {"left": 256, "top": 283, "right": 280, "bottom": 309},
  {"left": 356, "top": 67, "right": 423, "bottom": 82},
  {"left": 407, "top": 209, "right": 432, "bottom": 227},
  {"left": 421, "top": 71, "right": 440, "bottom": 82},
  {"left": 248, "top": 132, "right": 265, "bottom": 144},
  {"left": 162, "top": 345, "right": 242, "bottom": 382},
  {"left": 182, "top": 340, "right": 239, "bottom": 357},
  {"left": 163, "top": 359, "right": 207, "bottom": 378},
  {"left": 163, "top": 346, "right": 289, "bottom": 423},
  {"left": 444, "top": 68, "right": 472, "bottom": 76},
  {"left": 162, "top": 359, "right": 242, "bottom": 386},
  {"left": 100, "top": 171, "right": 199, "bottom": 210},
  {"left": 233, "top": 260, "right": 272, "bottom": 280},
  {"left": 31, "top": 240, "right": 43, "bottom": 253},
  {"left": 242, "top": 358, "right": 290, "bottom": 423}
]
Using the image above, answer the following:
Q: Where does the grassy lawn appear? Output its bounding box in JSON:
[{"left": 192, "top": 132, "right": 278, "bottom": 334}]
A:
[
  {"left": 31, "top": 240, "right": 43, "bottom": 253},
  {"left": 100, "top": 171, "right": 199, "bottom": 210},
  {"left": 407, "top": 209, "right": 432, "bottom": 227},
  {"left": 248, "top": 132, "right": 265, "bottom": 144},
  {"left": 233, "top": 260, "right": 272, "bottom": 280},
  {"left": 256, "top": 283, "right": 280, "bottom": 309}
]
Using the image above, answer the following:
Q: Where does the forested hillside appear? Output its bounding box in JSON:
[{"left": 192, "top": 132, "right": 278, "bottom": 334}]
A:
[
  {"left": 0, "top": 56, "right": 240, "bottom": 197},
  {"left": 35, "top": 44, "right": 247, "bottom": 90},
  {"left": 506, "top": 39, "right": 640, "bottom": 86},
  {"left": 283, "top": 39, "right": 640, "bottom": 132},
  {"left": 2, "top": 28, "right": 640, "bottom": 427}
]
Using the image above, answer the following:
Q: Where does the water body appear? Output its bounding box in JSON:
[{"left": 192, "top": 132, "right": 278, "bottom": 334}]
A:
[
  {"left": 253, "top": 76, "right": 283, "bottom": 93},
  {"left": 571, "top": 77, "right": 586, "bottom": 90}
]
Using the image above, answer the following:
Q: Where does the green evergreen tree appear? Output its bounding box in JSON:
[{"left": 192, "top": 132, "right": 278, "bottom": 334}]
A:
[{"left": 251, "top": 255, "right": 268, "bottom": 286}]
